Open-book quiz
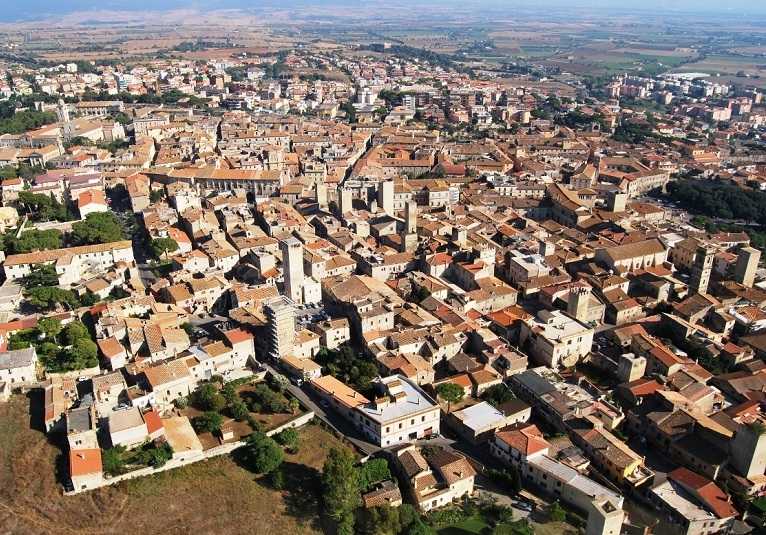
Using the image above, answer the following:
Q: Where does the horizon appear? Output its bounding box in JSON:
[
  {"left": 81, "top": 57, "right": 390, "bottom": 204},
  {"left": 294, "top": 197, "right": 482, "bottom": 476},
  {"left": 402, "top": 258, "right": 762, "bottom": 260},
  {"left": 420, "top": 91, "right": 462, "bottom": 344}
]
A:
[{"left": 5, "top": 0, "right": 766, "bottom": 23}]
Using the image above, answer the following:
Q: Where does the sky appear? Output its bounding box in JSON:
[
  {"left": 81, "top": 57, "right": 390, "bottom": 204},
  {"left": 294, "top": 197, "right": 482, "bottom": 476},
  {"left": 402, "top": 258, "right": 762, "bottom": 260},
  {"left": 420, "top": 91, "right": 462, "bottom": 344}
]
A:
[{"left": 4, "top": 0, "right": 766, "bottom": 22}]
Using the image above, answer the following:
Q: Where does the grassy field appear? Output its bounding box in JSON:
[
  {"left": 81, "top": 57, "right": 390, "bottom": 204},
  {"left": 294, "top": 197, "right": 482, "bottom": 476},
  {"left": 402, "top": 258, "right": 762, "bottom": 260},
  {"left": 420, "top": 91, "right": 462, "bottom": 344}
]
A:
[{"left": 0, "top": 395, "right": 348, "bottom": 535}]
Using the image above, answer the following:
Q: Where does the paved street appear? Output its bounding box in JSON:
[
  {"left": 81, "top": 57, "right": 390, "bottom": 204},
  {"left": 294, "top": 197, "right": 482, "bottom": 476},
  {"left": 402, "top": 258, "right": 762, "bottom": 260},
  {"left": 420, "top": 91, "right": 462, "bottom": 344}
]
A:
[{"left": 263, "top": 363, "right": 381, "bottom": 455}]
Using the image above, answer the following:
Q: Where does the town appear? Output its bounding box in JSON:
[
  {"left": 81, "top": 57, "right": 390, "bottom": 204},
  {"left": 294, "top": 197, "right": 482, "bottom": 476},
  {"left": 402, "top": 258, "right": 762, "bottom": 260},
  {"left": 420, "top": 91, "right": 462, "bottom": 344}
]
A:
[{"left": 1, "top": 4, "right": 766, "bottom": 535}]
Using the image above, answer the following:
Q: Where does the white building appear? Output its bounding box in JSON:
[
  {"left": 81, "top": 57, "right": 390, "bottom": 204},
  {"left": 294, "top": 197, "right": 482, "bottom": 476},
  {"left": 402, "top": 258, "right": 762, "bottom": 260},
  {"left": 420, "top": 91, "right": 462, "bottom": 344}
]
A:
[
  {"left": 108, "top": 407, "right": 149, "bottom": 449},
  {"left": 519, "top": 310, "right": 594, "bottom": 369},
  {"left": 3, "top": 240, "right": 134, "bottom": 286},
  {"left": 356, "top": 375, "right": 441, "bottom": 447},
  {"left": 0, "top": 347, "right": 37, "bottom": 386}
]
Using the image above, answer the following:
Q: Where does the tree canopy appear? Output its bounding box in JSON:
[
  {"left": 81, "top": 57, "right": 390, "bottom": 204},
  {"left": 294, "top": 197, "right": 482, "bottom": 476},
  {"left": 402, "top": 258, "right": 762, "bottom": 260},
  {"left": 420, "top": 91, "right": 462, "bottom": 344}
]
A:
[
  {"left": 2, "top": 229, "right": 63, "bottom": 255},
  {"left": 322, "top": 447, "right": 360, "bottom": 535},
  {"left": 71, "top": 212, "right": 125, "bottom": 245},
  {"left": 18, "top": 191, "right": 70, "bottom": 222},
  {"left": 10, "top": 318, "right": 98, "bottom": 372},
  {"left": 0, "top": 110, "right": 57, "bottom": 135},
  {"left": 240, "top": 432, "right": 284, "bottom": 474},
  {"left": 358, "top": 458, "right": 392, "bottom": 492},
  {"left": 314, "top": 345, "right": 379, "bottom": 394},
  {"left": 481, "top": 384, "right": 516, "bottom": 408},
  {"left": 667, "top": 178, "right": 766, "bottom": 225},
  {"left": 150, "top": 237, "right": 178, "bottom": 259},
  {"left": 21, "top": 264, "right": 59, "bottom": 288},
  {"left": 436, "top": 382, "right": 465, "bottom": 412}
]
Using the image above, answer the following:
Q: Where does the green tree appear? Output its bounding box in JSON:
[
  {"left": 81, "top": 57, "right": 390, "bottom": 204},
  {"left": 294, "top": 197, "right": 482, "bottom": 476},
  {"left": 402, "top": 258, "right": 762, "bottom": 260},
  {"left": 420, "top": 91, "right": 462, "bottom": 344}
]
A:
[
  {"left": 3, "top": 229, "right": 63, "bottom": 254},
  {"left": 269, "top": 467, "right": 286, "bottom": 489},
  {"left": 192, "top": 383, "right": 226, "bottom": 412},
  {"left": 436, "top": 382, "right": 465, "bottom": 413},
  {"left": 26, "top": 286, "right": 79, "bottom": 311},
  {"left": 61, "top": 320, "right": 89, "bottom": 344},
  {"left": 102, "top": 446, "right": 127, "bottom": 475},
  {"left": 150, "top": 237, "right": 178, "bottom": 259},
  {"left": 406, "top": 520, "right": 436, "bottom": 535},
  {"left": 60, "top": 337, "right": 98, "bottom": 370},
  {"left": 322, "top": 447, "right": 360, "bottom": 535},
  {"left": 241, "top": 432, "right": 284, "bottom": 474},
  {"left": 482, "top": 384, "right": 515, "bottom": 408},
  {"left": 314, "top": 345, "right": 379, "bottom": 393},
  {"left": 136, "top": 442, "right": 173, "bottom": 468},
  {"left": 37, "top": 317, "right": 63, "bottom": 340},
  {"left": 0, "top": 165, "right": 18, "bottom": 179},
  {"left": 548, "top": 501, "right": 566, "bottom": 522},
  {"left": 358, "top": 458, "right": 392, "bottom": 492},
  {"left": 193, "top": 411, "right": 224, "bottom": 433},
  {"left": 17, "top": 191, "right": 69, "bottom": 221},
  {"left": 70, "top": 212, "right": 125, "bottom": 245},
  {"left": 230, "top": 400, "right": 249, "bottom": 421},
  {"left": 274, "top": 427, "right": 300, "bottom": 453},
  {"left": 0, "top": 110, "right": 57, "bottom": 135},
  {"left": 21, "top": 264, "right": 58, "bottom": 288}
]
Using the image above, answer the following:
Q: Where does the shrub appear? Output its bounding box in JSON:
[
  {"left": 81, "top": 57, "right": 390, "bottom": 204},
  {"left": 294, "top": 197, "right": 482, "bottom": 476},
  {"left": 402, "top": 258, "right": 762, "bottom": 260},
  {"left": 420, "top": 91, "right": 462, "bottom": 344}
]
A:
[
  {"left": 240, "top": 432, "right": 284, "bottom": 474},
  {"left": 230, "top": 400, "right": 249, "bottom": 421},
  {"left": 269, "top": 467, "right": 286, "bottom": 490},
  {"left": 274, "top": 427, "right": 300, "bottom": 453},
  {"left": 102, "top": 446, "right": 127, "bottom": 475},
  {"left": 358, "top": 458, "right": 392, "bottom": 492},
  {"left": 549, "top": 501, "right": 566, "bottom": 522},
  {"left": 192, "top": 383, "right": 226, "bottom": 412},
  {"left": 193, "top": 411, "right": 224, "bottom": 434}
]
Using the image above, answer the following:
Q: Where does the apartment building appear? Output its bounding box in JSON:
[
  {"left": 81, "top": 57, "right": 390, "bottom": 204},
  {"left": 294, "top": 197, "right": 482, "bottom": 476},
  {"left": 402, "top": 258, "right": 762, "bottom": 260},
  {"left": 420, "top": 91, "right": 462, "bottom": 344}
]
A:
[
  {"left": 519, "top": 310, "right": 594, "bottom": 369},
  {"left": 357, "top": 375, "right": 441, "bottom": 447},
  {"left": 311, "top": 374, "right": 440, "bottom": 447},
  {"left": 3, "top": 240, "right": 135, "bottom": 286},
  {"left": 594, "top": 239, "right": 668, "bottom": 275}
]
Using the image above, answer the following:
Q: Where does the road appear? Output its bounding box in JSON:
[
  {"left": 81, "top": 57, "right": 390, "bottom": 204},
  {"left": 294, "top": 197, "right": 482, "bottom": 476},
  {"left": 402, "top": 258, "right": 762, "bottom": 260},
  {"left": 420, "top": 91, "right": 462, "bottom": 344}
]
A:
[
  {"left": 262, "top": 362, "right": 549, "bottom": 519},
  {"left": 263, "top": 362, "right": 381, "bottom": 455}
]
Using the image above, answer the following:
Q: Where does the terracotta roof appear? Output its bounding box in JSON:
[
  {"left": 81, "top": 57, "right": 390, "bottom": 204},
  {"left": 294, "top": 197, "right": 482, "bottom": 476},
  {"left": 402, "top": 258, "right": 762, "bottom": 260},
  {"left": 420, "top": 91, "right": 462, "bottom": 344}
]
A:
[
  {"left": 495, "top": 424, "right": 549, "bottom": 456},
  {"left": 310, "top": 375, "right": 369, "bottom": 409},
  {"left": 224, "top": 328, "right": 253, "bottom": 345},
  {"left": 97, "top": 337, "right": 125, "bottom": 359},
  {"left": 78, "top": 189, "right": 107, "bottom": 207},
  {"left": 669, "top": 467, "right": 738, "bottom": 519},
  {"left": 144, "top": 359, "right": 191, "bottom": 388},
  {"left": 4, "top": 240, "right": 133, "bottom": 267},
  {"left": 69, "top": 448, "right": 102, "bottom": 477},
  {"left": 601, "top": 238, "right": 665, "bottom": 262},
  {"left": 143, "top": 409, "right": 164, "bottom": 435},
  {"left": 430, "top": 449, "right": 476, "bottom": 485}
]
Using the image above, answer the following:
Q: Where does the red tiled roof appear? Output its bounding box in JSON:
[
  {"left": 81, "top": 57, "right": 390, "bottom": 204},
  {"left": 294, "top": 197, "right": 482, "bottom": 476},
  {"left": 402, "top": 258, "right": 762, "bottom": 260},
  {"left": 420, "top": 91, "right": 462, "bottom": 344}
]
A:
[
  {"left": 626, "top": 378, "right": 662, "bottom": 397},
  {"left": 495, "top": 424, "right": 549, "bottom": 456},
  {"left": 669, "top": 467, "right": 738, "bottom": 519},
  {"left": 143, "top": 409, "right": 164, "bottom": 435},
  {"left": 224, "top": 328, "right": 253, "bottom": 345},
  {"left": 69, "top": 448, "right": 102, "bottom": 477}
]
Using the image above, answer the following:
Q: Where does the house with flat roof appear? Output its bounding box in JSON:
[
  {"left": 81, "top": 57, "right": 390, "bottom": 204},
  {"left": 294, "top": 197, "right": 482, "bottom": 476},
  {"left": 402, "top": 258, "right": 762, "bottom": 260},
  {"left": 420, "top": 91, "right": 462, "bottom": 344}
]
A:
[
  {"left": 357, "top": 375, "right": 441, "bottom": 447},
  {"left": 311, "top": 374, "right": 440, "bottom": 447},
  {"left": 519, "top": 310, "right": 594, "bottom": 369},
  {"left": 448, "top": 400, "right": 531, "bottom": 444}
]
